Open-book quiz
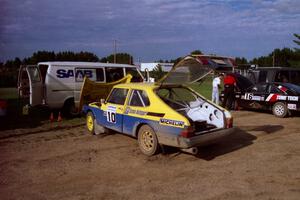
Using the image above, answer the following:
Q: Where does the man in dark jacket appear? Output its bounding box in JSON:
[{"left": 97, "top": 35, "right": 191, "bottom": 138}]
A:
[{"left": 222, "top": 73, "right": 236, "bottom": 110}]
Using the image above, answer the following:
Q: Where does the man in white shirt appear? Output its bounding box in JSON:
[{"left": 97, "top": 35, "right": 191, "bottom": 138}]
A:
[{"left": 212, "top": 73, "right": 223, "bottom": 105}]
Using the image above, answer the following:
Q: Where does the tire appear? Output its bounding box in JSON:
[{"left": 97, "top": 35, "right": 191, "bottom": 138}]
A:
[
  {"left": 86, "top": 112, "right": 95, "bottom": 134},
  {"left": 272, "top": 102, "right": 288, "bottom": 118},
  {"left": 137, "top": 125, "right": 159, "bottom": 156},
  {"left": 63, "top": 99, "right": 79, "bottom": 118}
]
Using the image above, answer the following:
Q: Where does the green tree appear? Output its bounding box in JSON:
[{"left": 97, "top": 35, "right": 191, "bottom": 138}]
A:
[
  {"left": 250, "top": 48, "right": 299, "bottom": 68},
  {"left": 23, "top": 51, "right": 56, "bottom": 64},
  {"left": 104, "top": 53, "right": 133, "bottom": 64},
  {"left": 190, "top": 50, "right": 203, "bottom": 55},
  {"left": 150, "top": 64, "right": 165, "bottom": 81},
  {"left": 235, "top": 57, "right": 248, "bottom": 65}
]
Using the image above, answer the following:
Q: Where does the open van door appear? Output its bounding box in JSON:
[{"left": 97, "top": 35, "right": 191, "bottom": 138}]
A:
[{"left": 18, "top": 65, "right": 43, "bottom": 106}]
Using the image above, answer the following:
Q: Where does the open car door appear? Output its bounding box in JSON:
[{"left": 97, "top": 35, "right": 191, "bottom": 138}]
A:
[{"left": 78, "top": 74, "right": 132, "bottom": 112}]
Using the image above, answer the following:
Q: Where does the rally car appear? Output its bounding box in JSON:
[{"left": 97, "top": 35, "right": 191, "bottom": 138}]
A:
[
  {"left": 221, "top": 73, "right": 300, "bottom": 118},
  {"left": 83, "top": 55, "right": 236, "bottom": 156}
]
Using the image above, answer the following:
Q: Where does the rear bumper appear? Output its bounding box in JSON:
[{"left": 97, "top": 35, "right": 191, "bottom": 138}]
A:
[{"left": 177, "top": 127, "right": 236, "bottom": 149}]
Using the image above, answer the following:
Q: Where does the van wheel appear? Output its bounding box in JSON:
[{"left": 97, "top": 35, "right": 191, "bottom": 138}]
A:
[
  {"left": 272, "top": 102, "right": 288, "bottom": 118},
  {"left": 63, "top": 99, "right": 79, "bottom": 117},
  {"left": 138, "top": 125, "right": 159, "bottom": 156}
]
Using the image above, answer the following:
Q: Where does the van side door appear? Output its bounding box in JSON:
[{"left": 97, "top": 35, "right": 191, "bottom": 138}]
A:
[{"left": 24, "top": 65, "right": 43, "bottom": 106}]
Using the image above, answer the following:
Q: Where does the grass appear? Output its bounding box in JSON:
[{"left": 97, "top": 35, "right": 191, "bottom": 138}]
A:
[
  {"left": 0, "top": 87, "right": 18, "bottom": 99},
  {"left": 189, "top": 76, "right": 213, "bottom": 100},
  {"left": 0, "top": 87, "right": 85, "bottom": 131}
]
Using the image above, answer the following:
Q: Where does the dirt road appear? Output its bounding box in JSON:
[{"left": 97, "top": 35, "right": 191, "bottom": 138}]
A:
[{"left": 0, "top": 111, "right": 300, "bottom": 200}]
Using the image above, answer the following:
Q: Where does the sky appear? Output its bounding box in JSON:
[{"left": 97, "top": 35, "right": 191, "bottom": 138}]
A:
[{"left": 1, "top": 0, "right": 300, "bottom": 63}]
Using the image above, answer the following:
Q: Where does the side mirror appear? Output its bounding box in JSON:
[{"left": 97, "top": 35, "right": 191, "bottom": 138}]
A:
[{"left": 100, "top": 99, "right": 105, "bottom": 105}]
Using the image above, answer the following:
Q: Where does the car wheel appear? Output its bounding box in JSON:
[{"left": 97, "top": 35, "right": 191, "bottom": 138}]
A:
[
  {"left": 86, "top": 112, "right": 95, "bottom": 134},
  {"left": 272, "top": 102, "right": 288, "bottom": 118},
  {"left": 138, "top": 125, "right": 159, "bottom": 156}
]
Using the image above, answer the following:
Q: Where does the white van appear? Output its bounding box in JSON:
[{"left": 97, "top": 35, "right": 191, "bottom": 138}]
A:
[{"left": 18, "top": 62, "right": 145, "bottom": 115}]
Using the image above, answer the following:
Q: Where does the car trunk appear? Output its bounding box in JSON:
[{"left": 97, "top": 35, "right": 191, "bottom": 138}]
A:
[
  {"left": 156, "top": 86, "right": 228, "bottom": 134},
  {"left": 155, "top": 55, "right": 234, "bottom": 133}
]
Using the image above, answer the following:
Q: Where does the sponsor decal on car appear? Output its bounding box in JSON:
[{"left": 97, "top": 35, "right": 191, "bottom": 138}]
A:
[
  {"left": 276, "top": 95, "right": 299, "bottom": 101},
  {"left": 159, "top": 118, "right": 184, "bottom": 128},
  {"left": 287, "top": 104, "right": 297, "bottom": 110},
  {"left": 107, "top": 106, "right": 117, "bottom": 123},
  {"left": 242, "top": 93, "right": 264, "bottom": 101},
  {"left": 278, "top": 85, "right": 288, "bottom": 93},
  {"left": 125, "top": 107, "right": 147, "bottom": 116}
]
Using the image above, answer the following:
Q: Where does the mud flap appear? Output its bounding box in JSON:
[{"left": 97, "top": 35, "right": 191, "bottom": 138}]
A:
[{"left": 94, "top": 120, "right": 105, "bottom": 135}]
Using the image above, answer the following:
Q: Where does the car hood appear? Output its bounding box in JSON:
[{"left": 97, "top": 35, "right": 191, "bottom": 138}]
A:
[
  {"left": 230, "top": 73, "right": 254, "bottom": 91},
  {"left": 157, "top": 55, "right": 236, "bottom": 86}
]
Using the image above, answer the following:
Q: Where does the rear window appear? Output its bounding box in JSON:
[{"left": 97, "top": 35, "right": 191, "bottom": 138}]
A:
[{"left": 157, "top": 87, "right": 197, "bottom": 102}]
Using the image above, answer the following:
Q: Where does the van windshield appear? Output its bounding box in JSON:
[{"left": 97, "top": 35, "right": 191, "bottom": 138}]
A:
[{"left": 126, "top": 68, "right": 143, "bottom": 82}]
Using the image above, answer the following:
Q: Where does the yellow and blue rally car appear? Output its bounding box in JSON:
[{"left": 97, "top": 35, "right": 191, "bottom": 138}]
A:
[{"left": 83, "top": 55, "right": 236, "bottom": 156}]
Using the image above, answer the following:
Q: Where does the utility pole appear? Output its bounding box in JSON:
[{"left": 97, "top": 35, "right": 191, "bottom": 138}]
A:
[
  {"left": 113, "top": 40, "right": 117, "bottom": 63},
  {"left": 273, "top": 51, "right": 275, "bottom": 67}
]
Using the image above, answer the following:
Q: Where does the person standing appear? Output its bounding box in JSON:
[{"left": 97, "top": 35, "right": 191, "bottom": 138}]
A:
[
  {"left": 212, "top": 73, "right": 223, "bottom": 105},
  {"left": 222, "top": 73, "right": 236, "bottom": 110}
]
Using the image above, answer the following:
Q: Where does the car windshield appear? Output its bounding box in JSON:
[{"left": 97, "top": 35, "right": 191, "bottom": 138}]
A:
[{"left": 281, "top": 83, "right": 300, "bottom": 94}]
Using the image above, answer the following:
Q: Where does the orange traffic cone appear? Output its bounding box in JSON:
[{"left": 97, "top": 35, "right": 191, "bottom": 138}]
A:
[
  {"left": 49, "top": 112, "right": 54, "bottom": 122},
  {"left": 57, "top": 112, "right": 62, "bottom": 122}
]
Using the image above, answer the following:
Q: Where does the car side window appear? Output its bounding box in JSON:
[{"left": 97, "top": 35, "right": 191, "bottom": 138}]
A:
[
  {"left": 258, "top": 71, "right": 267, "bottom": 83},
  {"left": 129, "top": 90, "right": 150, "bottom": 107},
  {"left": 255, "top": 84, "right": 268, "bottom": 93},
  {"left": 107, "top": 88, "right": 129, "bottom": 105},
  {"left": 269, "top": 85, "right": 282, "bottom": 94}
]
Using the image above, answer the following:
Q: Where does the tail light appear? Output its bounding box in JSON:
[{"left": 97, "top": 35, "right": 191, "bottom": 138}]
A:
[
  {"left": 226, "top": 117, "right": 233, "bottom": 128},
  {"left": 180, "top": 126, "right": 195, "bottom": 138}
]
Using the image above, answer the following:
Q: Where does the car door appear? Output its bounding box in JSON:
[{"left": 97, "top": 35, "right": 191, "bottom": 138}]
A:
[
  {"left": 122, "top": 89, "right": 151, "bottom": 136},
  {"left": 100, "top": 88, "right": 129, "bottom": 132},
  {"left": 241, "top": 83, "right": 268, "bottom": 109}
]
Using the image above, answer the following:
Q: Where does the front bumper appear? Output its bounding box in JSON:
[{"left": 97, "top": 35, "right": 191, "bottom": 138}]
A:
[{"left": 177, "top": 127, "right": 236, "bottom": 149}]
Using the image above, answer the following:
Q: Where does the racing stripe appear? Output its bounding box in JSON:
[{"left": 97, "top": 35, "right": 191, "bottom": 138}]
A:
[
  {"left": 266, "top": 94, "right": 278, "bottom": 102},
  {"left": 266, "top": 94, "right": 274, "bottom": 101},
  {"left": 278, "top": 85, "right": 287, "bottom": 92}
]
